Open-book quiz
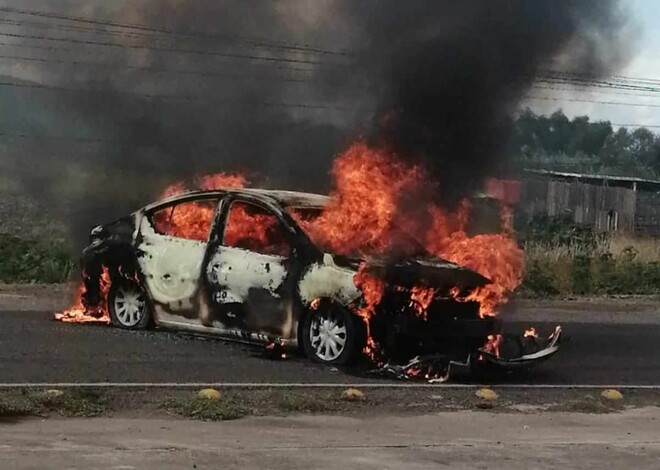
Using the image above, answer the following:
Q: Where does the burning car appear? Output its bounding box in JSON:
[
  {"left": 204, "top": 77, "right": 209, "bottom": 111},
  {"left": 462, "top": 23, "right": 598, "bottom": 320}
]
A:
[{"left": 58, "top": 182, "right": 561, "bottom": 375}]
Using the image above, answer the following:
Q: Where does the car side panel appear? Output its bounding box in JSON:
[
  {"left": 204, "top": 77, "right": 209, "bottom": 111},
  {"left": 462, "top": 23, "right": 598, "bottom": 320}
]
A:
[{"left": 205, "top": 246, "right": 295, "bottom": 338}]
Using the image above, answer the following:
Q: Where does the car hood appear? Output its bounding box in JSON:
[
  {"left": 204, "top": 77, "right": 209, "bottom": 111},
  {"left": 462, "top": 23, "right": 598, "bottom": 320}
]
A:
[{"left": 330, "top": 254, "right": 490, "bottom": 289}]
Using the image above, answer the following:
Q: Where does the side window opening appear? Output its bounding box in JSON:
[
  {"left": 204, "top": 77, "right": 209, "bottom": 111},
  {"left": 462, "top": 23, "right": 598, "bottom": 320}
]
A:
[
  {"left": 223, "top": 201, "right": 291, "bottom": 257},
  {"left": 148, "top": 199, "right": 218, "bottom": 242},
  {"left": 150, "top": 206, "right": 173, "bottom": 235}
]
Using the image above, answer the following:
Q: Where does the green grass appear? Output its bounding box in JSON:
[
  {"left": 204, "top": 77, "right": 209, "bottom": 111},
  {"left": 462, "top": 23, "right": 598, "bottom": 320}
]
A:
[
  {"left": 0, "top": 398, "right": 32, "bottom": 422},
  {"left": 0, "top": 233, "right": 76, "bottom": 283},
  {"left": 0, "top": 390, "right": 111, "bottom": 420},
  {"left": 274, "top": 391, "right": 339, "bottom": 413},
  {"left": 521, "top": 244, "right": 660, "bottom": 297},
  {"left": 163, "top": 396, "right": 248, "bottom": 421},
  {"left": 29, "top": 389, "right": 110, "bottom": 417}
]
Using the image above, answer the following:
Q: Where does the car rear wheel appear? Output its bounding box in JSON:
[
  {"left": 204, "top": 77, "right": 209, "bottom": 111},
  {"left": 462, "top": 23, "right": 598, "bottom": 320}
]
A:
[
  {"left": 108, "top": 280, "right": 152, "bottom": 330},
  {"left": 301, "top": 302, "right": 362, "bottom": 365}
]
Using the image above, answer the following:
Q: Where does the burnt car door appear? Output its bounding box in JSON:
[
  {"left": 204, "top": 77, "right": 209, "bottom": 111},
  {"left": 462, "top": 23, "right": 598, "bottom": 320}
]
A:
[
  {"left": 205, "top": 197, "right": 298, "bottom": 341},
  {"left": 137, "top": 196, "right": 220, "bottom": 320}
]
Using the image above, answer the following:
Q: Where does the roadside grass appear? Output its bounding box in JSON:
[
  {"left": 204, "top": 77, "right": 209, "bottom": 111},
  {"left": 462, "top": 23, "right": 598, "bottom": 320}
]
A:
[
  {"left": 2, "top": 206, "right": 660, "bottom": 299},
  {"left": 161, "top": 390, "right": 347, "bottom": 421},
  {"left": 0, "top": 233, "right": 76, "bottom": 283},
  {"left": 521, "top": 234, "right": 660, "bottom": 298},
  {"left": 29, "top": 389, "right": 110, "bottom": 417},
  {"left": 0, "top": 398, "right": 32, "bottom": 422},
  {"left": 162, "top": 395, "right": 247, "bottom": 421},
  {"left": 271, "top": 390, "right": 341, "bottom": 414},
  {"left": 0, "top": 388, "right": 653, "bottom": 422},
  {"left": 0, "top": 389, "right": 111, "bottom": 420},
  {"left": 548, "top": 394, "right": 623, "bottom": 414}
]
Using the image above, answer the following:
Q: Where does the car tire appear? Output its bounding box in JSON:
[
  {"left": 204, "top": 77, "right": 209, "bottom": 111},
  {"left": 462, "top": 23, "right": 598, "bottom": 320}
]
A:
[
  {"left": 108, "top": 279, "right": 152, "bottom": 330},
  {"left": 301, "top": 302, "right": 363, "bottom": 365}
]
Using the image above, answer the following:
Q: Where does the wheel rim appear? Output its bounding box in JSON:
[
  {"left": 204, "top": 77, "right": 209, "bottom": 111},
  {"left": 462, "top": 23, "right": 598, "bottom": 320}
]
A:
[
  {"left": 113, "top": 285, "right": 146, "bottom": 327},
  {"left": 309, "top": 309, "right": 347, "bottom": 362}
]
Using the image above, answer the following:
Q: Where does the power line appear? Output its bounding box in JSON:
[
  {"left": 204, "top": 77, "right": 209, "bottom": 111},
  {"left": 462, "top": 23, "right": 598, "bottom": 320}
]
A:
[
  {"left": 0, "top": 6, "right": 350, "bottom": 58},
  {"left": 0, "top": 17, "right": 351, "bottom": 60},
  {"left": 527, "top": 95, "right": 660, "bottom": 109},
  {"left": 0, "top": 40, "right": 323, "bottom": 75},
  {"left": 540, "top": 70, "right": 660, "bottom": 87},
  {"left": 537, "top": 76, "right": 660, "bottom": 94},
  {"left": 532, "top": 84, "right": 660, "bottom": 100},
  {"left": 514, "top": 116, "right": 660, "bottom": 129},
  {"left": 2, "top": 79, "right": 659, "bottom": 122},
  {"left": 0, "top": 52, "right": 340, "bottom": 86},
  {"left": 0, "top": 81, "right": 354, "bottom": 111},
  {"left": 7, "top": 46, "right": 660, "bottom": 102},
  {"left": 0, "top": 31, "right": 348, "bottom": 69}
]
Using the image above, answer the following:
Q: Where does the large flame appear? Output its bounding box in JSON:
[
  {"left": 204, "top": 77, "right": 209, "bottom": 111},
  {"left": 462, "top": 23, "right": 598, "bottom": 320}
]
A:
[
  {"left": 55, "top": 145, "right": 525, "bottom": 367},
  {"left": 299, "top": 142, "right": 525, "bottom": 318}
]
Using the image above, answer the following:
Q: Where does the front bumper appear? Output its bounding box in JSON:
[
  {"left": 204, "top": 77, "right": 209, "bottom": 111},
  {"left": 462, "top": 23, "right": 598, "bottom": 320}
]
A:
[
  {"left": 374, "top": 326, "right": 563, "bottom": 382},
  {"left": 479, "top": 326, "right": 562, "bottom": 370}
]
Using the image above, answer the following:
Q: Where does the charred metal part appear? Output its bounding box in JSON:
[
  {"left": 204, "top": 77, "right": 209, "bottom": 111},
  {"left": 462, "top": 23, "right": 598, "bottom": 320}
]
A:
[
  {"left": 374, "top": 355, "right": 456, "bottom": 383},
  {"left": 76, "top": 188, "right": 562, "bottom": 374},
  {"left": 479, "top": 326, "right": 562, "bottom": 370},
  {"left": 80, "top": 215, "right": 140, "bottom": 310},
  {"left": 362, "top": 258, "right": 490, "bottom": 289},
  {"left": 376, "top": 327, "right": 562, "bottom": 383},
  {"left": 263, "top": 340, "right": 287, "bottom": 360}
]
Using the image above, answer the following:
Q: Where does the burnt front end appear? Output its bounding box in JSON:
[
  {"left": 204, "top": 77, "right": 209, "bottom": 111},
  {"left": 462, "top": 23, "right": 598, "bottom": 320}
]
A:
[
  {"left": 370, "top": 287, "right": 499, "bottom": 363},
  {"left": 80, "top": 216, "right": 140, "bottom": 311}
]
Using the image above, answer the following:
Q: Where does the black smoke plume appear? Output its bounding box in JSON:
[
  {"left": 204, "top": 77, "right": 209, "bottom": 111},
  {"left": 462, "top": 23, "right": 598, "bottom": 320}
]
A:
[
  {"left": 341, "top": 0, "right": 632, "bottom": 205},
  {"left": 0, "top": 0, "right": 632, "bottom": 247}
]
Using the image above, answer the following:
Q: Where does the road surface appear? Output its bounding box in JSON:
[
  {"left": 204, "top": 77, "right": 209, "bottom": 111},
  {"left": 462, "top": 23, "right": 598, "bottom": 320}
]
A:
[{"left": 1, "top": 310, "right": 658, "bottom": 385}]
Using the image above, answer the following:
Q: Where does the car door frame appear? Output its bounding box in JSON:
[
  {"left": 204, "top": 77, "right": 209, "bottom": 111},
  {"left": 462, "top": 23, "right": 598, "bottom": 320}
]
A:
[
  {"left": 135, "top": 193, "right": 225, "bottom": 329},
  {"left": 201, "top": 192, "right": 308, "bottom": 343}
]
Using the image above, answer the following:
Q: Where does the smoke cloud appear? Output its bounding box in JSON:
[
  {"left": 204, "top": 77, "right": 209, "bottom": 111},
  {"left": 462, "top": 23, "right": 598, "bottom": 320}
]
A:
[{"left": 0, "top": 0, "right": 633, "bottom": 247}]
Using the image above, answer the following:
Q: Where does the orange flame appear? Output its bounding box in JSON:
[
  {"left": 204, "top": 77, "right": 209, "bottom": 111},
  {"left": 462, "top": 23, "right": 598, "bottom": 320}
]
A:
[
  {"left": 409, "top": 286, "right": 437, "bottom": 320},
  {"left": 297, "top": 142, "right": 525, "bottom": 361},
  {"left": 524, "top": 327, "right": 538, "bottom": 338},
  {"left": 55, "top": 267, "right": 111, "bottom": 324},
  {"left": 352, "top": 265, "right": 386, "bottom": 359},
  {"left": 482, "top": 334, "right": 503, "bottom": 358}
]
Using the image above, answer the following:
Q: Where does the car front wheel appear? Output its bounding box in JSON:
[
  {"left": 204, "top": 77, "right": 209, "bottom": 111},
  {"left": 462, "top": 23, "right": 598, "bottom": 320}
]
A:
[
  {"left": 301, "top": 302, "right": 363, "bottom": 365},
  {"left": 108, "top": 280, "right": 152, "bottom": 330}
]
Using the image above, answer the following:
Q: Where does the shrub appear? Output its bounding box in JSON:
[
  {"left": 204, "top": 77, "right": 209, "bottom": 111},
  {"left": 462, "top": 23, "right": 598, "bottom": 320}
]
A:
[{"left": 0, "top": 233, "right": 76, "bottom": 283}]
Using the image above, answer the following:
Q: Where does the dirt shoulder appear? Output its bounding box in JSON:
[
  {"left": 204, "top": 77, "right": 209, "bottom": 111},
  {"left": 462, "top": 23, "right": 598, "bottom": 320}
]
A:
[
  {"left": 0, "top": 283, "right": 73, "bottom": 312},
  {"left": 502, "top": 296, "right": 660, "bottom": 324},
  {"left": 2, "top": 404, "right": 659, "bottom": 469}
]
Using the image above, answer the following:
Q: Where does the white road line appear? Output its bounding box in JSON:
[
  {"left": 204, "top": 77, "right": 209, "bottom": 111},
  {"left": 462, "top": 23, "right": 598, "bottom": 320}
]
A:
[{"left": 0, "top": 383, "right": 658, "bottom": 389}]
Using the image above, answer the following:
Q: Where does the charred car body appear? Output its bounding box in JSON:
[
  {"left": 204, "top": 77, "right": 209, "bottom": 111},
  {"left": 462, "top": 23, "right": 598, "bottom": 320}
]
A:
[{"left": 80, "top": 189, "right": 561, "bottom": 372}]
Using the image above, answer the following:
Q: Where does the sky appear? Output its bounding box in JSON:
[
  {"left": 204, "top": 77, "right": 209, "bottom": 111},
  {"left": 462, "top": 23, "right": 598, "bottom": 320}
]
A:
[{"left": 526, "top": 0, "right": 660, "bottom": 130}]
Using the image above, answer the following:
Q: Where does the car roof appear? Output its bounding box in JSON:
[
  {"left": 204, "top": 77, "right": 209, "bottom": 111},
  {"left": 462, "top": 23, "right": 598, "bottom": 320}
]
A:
[{"left": 142, "top": 188, "right": 330, "bottom": 212}]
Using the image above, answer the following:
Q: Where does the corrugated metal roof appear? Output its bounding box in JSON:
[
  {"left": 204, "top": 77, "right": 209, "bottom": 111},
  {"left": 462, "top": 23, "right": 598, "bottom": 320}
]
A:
[{"left": 523, "top": 169, "right": 660, "bottom": 190}]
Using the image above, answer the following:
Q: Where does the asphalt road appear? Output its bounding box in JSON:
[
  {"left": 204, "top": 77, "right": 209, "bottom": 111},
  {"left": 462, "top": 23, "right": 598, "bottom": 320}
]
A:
[{"left": 1, "top": 311, "right": 659, "bottom": 385}]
